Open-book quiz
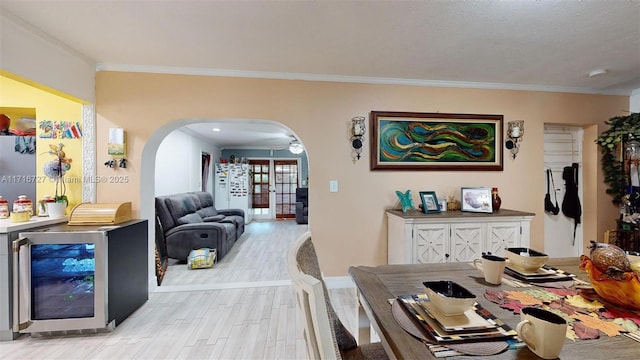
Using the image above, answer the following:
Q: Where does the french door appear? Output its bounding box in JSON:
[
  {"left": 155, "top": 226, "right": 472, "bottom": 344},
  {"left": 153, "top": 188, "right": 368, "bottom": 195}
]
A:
[{"left": 249, "top": 159, "right": 299, "bottom": 220}]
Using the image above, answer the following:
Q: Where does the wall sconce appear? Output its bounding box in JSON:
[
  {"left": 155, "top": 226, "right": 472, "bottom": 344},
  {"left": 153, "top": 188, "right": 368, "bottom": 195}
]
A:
[
  {"left": 288, "top": 138, "right": 304, "bottom": 154},
  {"left": 505, "top": 120, "right": 524, "bottom": 159},
  {"left": 351, "top": 116, "right": 366, "bottom": 160}
]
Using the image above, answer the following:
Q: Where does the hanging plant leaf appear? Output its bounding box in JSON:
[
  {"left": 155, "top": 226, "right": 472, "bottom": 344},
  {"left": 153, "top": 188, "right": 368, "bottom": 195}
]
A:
[{"left": 595, "top": 113, "right": 640, "bottom": 205}]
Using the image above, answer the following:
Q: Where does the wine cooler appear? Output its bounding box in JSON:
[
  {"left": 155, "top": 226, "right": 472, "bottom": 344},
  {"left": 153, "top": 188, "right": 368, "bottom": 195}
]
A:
[{"left": 13, "top": 220, "right": 147, "bottom": 335}]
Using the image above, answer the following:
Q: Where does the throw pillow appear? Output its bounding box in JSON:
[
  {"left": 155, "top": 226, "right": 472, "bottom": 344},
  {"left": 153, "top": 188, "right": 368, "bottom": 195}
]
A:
[{"left": 177, "top": 213, "right": 203, "bottom": 225}]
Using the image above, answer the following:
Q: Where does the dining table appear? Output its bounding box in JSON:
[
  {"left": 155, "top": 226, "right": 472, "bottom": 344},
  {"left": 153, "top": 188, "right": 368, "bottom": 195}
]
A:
[{"left": 349, "top": 258, "right": 639, "bottom": 359}]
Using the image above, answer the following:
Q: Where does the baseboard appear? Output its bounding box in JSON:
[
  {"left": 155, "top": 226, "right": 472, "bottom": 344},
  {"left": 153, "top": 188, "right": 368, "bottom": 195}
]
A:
[{"left": 153, "top": 276, "right": 355, "bottom": 293}]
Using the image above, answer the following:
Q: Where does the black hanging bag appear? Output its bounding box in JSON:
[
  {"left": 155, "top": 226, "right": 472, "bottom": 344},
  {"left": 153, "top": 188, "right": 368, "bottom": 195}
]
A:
[
  {"left": 545, "top": 169, "right": 560, "bottom": 215},
  {"left": 561, "top": 163, "right": 581, "bottom": 244}
]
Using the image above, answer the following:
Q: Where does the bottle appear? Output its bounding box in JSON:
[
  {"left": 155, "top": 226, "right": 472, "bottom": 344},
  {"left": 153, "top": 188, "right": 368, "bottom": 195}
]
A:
[
  {"left": 0, "top": 196, "right": 8, "bottom": 219},
  {"left": 13, "top": 195, "right": 33, "bottom": 217},
  {"left": 491, "top": 187, "right": 501, "bottom": 212}
]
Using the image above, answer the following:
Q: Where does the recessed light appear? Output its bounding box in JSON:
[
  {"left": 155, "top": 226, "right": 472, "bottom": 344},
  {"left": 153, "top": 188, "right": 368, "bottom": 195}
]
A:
[
  {"left": 212, "top": 128, "right": 221, "bottom": 132},
  {"left": 588, "top": 69, "right": 607, "bottom": 78}
]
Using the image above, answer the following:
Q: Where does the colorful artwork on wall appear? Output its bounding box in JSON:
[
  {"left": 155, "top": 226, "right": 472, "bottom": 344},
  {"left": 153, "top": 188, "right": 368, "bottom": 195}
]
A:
[
  {"left": 39, "top": 120, "right": 83, "bottom": 139},
  {"left": 370, "top": 111, "right": 503, "bottom": 171}
]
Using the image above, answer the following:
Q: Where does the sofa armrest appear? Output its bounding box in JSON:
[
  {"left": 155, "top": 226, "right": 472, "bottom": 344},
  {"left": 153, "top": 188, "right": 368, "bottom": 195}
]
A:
[
  {"left": 295, "top": 202, "right": 308, "bottom": 224},
  {"left": 218, "top": 208, "right": 245, "bottom": 218}
]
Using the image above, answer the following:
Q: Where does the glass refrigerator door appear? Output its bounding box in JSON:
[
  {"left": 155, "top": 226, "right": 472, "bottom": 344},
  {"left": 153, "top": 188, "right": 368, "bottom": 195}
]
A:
[
  {"left": 13, "top": 231, "right": 107, "bottom": 333},
  {"left": 31, "top": 243, "right": 96, "bottom": 320}
]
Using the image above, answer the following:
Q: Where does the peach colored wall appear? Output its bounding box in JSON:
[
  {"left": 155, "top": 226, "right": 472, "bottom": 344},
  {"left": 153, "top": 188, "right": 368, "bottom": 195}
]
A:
[{"left": 95, "top": 72, "right": 627, "bottom": 276}]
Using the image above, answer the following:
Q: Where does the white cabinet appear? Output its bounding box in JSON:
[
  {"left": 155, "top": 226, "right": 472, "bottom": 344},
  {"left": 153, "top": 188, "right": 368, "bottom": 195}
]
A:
[{"left": 387, "top": 209, "right": 534, "bottom": 264}]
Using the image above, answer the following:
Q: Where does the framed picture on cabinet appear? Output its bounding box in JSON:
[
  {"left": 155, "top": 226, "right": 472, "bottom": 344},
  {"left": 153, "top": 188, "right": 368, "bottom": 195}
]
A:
[
  {"left": 461, "top": 187, "right": 492, "bottom": 213},
  {"left": 419, "top": 191, "right": 440, "bottom": 213}
]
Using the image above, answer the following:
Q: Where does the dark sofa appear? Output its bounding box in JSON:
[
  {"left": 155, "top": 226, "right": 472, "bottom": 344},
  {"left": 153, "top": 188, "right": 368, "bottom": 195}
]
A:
[
  {"left": 155, "top": 191, "right": 245, "bottom": 261},
  {"left": 295, "top": 187, "right": 308, "bottom": 224}
]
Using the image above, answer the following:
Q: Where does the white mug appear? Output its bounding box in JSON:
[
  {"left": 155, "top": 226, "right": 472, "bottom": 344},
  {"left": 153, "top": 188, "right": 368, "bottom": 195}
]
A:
[
  {"left": 473, "top": 253, "right": 506, "bottom": 285},
  {"left": 516, "top": 307, "right": 567, "bottom": 359}
]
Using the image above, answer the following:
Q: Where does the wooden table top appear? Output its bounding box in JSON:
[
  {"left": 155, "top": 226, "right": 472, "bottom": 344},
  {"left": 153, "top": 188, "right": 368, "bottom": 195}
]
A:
[{"left": 349, "top": 258, "right": 638, "bottom": 359}]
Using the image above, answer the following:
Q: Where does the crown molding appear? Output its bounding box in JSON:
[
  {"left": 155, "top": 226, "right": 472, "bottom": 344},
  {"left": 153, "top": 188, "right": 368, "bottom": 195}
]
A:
[
  {"left": 96, "top": 62, "right": 633, "bottom": 96},
  {"left": 2, "top": 10, "right": 96, "bottom": 66}
]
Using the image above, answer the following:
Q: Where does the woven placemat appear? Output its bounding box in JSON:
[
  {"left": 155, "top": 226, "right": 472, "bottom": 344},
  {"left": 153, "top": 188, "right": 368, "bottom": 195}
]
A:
[{"left": 391, "top": 299, "right": 509, "bottom": 356}]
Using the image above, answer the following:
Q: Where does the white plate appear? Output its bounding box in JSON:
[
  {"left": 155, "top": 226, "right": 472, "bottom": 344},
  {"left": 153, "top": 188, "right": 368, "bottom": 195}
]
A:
[{"left": 421, "top": 300, "right": 496, "bottom": 331}]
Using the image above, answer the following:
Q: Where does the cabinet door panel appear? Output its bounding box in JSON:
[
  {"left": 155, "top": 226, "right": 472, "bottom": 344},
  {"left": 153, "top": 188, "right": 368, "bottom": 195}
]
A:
[
  {"left": 415, "top": 225, "right": 449, "bottom": 263},
  {"left": 451, "top": 223, "right": 483, "bottom": 262},
  {"left": 487, "top": 222, "right": 521, "bottom": 256}
]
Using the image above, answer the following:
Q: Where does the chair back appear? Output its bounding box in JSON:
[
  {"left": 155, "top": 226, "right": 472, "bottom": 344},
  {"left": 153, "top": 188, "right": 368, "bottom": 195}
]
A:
[{"left": 288, "top": 232, "right": 340, "bottom": 360}]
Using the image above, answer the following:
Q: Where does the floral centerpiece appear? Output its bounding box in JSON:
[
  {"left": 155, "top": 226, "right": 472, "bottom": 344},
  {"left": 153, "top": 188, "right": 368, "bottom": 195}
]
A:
[{"left": 43, "top": 143, "right": 72, "bottom": 205}]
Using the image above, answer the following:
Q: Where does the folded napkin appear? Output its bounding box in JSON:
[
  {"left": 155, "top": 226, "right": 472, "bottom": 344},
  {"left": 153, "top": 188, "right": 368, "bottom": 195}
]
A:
[{"left": 391, "top": 300, "right": 509, "bottom": 357}]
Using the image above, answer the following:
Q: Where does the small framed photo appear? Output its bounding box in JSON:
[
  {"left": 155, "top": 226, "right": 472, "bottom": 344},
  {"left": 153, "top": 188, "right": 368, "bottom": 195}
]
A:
[
  {"left": 419, "top": 191, "right": 441, "bottom": 213},
  {"left": 461, "top": 187, "right": 492, "bottom": 213}
]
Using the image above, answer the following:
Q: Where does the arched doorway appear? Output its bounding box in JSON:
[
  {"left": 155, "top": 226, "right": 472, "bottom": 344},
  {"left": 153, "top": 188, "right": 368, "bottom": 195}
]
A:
[{"left": 140, "top": 118, "right": 309, "bottom": 289}]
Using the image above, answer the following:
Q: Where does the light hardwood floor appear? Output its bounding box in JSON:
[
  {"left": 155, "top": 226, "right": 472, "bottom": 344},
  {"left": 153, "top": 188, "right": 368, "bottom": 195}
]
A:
[{"left": 0, "top": 220, "right": 361, "bottom": 359}]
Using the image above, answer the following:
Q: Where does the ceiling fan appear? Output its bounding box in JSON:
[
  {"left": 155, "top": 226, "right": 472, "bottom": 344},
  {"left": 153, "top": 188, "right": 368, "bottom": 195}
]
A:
[
  {"left": 287, "top": 135, "right": 304, "bottom": 154},
  {"left": 239, "top": 133, "right": 304, "bottom": 154}
]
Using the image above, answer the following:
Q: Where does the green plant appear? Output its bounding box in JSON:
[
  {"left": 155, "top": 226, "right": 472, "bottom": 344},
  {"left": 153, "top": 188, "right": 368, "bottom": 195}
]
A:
[{"left": 595, "top": 113, "right": 640, "bottom": 204}]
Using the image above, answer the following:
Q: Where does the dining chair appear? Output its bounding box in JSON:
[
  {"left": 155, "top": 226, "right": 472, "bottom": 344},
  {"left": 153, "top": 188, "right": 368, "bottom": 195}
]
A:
[{"left": 288, "top": 231, "right": 389, "bottom": 360}]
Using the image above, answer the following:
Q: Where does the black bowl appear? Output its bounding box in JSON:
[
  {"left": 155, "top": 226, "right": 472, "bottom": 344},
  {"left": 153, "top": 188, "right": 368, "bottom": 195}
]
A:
[{"left": 506, "top": 247, "right": 547, "bottom": 257}]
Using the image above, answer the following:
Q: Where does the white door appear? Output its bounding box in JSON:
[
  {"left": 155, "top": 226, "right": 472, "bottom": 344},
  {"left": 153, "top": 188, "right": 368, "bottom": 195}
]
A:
[{"left": 544, "top": 125, "right": 583, "bottom": 257}]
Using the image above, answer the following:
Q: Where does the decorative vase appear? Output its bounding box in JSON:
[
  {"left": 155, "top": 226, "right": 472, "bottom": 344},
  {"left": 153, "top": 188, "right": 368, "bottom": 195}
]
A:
[
  {"left": 491, "top": 187, "right": 501, "bottom": 212},
  {"left": 47, "top": 202, "right": 67, "bottom": 218}
]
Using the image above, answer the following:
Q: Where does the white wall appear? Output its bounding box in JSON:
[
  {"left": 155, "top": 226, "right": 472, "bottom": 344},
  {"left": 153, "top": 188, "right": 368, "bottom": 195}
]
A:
[
  {"left": 0, "top": 11, "right": 96, "bottom": 102},
  {"left": 155, "top": 129, "right": 220, "bottom": 196},
  {"left": 631, "top": 89, "right": 640, "bottom": 113}
]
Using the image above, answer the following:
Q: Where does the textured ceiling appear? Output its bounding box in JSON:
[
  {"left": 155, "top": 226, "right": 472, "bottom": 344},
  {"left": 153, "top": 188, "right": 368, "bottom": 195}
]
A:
[{"left": 2, "top": 1, "right": 639, "bottom": 147}]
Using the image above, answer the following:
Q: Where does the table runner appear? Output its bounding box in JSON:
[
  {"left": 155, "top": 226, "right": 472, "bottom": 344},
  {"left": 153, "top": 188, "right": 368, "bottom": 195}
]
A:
[{"left": 484, "top": 287, "right": 640, "bottom": 340}]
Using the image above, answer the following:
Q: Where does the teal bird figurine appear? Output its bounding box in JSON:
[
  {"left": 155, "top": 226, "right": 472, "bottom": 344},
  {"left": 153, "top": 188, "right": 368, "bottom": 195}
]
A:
[{"left": 395, "top": 190, "right": 415, "bottom": 213}]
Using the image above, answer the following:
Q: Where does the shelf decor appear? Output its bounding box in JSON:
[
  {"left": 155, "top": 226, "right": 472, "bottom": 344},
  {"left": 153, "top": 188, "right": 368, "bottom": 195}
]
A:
[
  {"left": 395, "top": 190, "right": 415, "bottom": 213},
  {"left": 370, "top": 111, "right": 503, "bottom": 171},
  {"left": 419, "top": 191, "right": 440, "bottom": 213},
  {"left": 461, "top": 187, "right": 493, "bottom": 213}
]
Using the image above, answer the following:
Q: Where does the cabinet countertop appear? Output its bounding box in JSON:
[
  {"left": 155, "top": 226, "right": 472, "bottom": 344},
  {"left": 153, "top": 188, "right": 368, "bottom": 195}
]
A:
[
  {"left": 386, "top": 208, "right": 535, "bottom": 219},
  {"left": 0, "top": 216, "right": 68, "bottom": 233}
]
